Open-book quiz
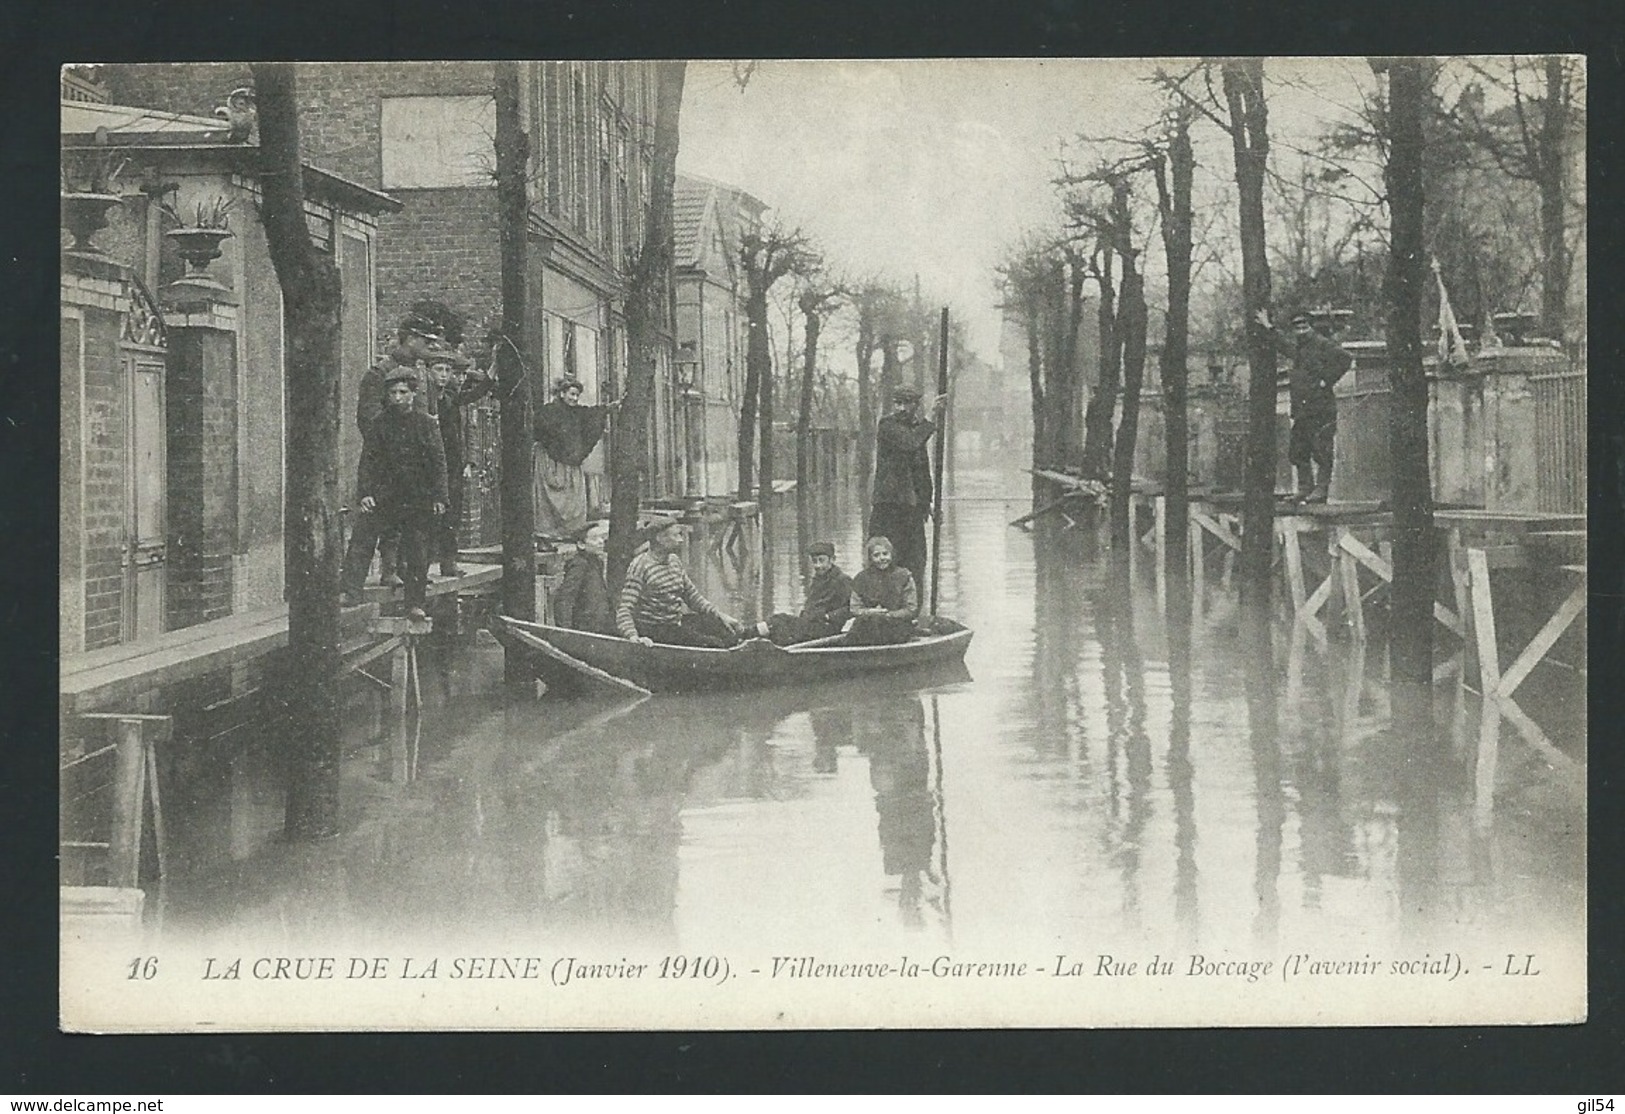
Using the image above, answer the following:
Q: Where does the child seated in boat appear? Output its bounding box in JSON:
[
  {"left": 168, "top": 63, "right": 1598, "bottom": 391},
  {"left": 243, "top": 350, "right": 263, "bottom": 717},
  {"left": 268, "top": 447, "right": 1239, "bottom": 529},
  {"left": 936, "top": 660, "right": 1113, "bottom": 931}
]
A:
[
  {"left": 751, "top": 540, "right": 853, "bottom": 646},
  {"left": 846, "top": 535, "right": 918, "bottom": 645},
  {"left": 617, "top": 520, "right": 746, "bottom": 649},
  {"left": 552, "top": 520, "right": 617, "bottom": 636}
]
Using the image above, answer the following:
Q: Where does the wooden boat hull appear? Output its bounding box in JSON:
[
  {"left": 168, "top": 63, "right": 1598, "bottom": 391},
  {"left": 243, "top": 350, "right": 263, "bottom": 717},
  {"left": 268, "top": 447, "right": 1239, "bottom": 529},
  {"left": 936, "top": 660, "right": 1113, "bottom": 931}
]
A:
[{"left": 492, "top": 615, "right": 973, "bottom": 694}]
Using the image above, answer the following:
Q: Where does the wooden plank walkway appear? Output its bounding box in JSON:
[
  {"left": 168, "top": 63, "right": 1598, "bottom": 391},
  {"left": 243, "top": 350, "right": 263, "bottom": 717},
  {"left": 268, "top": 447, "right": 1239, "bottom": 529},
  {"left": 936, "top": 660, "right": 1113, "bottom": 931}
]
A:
[{"left": 61, "top": 564, "right": 500, "bottom": 715}]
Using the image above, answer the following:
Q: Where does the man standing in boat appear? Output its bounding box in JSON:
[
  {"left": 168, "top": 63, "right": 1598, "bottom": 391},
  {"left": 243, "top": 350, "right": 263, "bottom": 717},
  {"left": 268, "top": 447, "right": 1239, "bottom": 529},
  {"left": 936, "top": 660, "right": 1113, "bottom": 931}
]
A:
[
  {"left": 868, "top": 384, "right": 947, "bottom": 593},
  {"left": 616, "top": 521, "right": 746, "bottom": 649}
]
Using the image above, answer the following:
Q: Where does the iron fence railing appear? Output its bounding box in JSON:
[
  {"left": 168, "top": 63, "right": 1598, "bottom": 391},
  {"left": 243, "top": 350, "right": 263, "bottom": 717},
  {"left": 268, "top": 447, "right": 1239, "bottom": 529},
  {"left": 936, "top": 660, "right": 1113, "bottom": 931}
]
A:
[{"left": 1530, "top": 368, "right": 1586, "bottom": 513}]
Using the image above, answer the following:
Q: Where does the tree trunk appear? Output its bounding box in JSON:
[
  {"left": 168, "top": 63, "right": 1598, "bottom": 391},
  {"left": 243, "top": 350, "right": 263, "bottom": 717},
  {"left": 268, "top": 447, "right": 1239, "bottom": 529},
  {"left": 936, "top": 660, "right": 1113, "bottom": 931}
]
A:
[
  {"left": 1384, "top": 58, "right": 1435, "bottom": 685},
  {"left": 252, "top": 63, "right": 344, "bottom": 840},
  {"left": 855, "top": 323, "right": 875, "bottom": 527},
  {"left": 1222, "top": 58, "right": 1279, "bottom": 610},
  {"left": 1537, "top": 54, "right": 1569, "bottom": 342},
  {"left": 1111, "top": 263, "right": 1148, "bottom": 555},
  {"left": 608, "top": 61, "right": 686, "bottom": 585},
  {"left": 1024, "top": 285, "right": 1046, "bottom": 506},
  {"left": 1082, "top": 251, "right": 1120, "bottom": 480},
  {"left": 758, "top": 312, "right": 775, "bottom": 505},
  {"left": 1160, "top": 103, "right": 1196, "bottom": 591},
  {"left": 493, "top": 63, "right": 535, "bottom": 683},
  {"left": 738, "top": 285, "right": 767, "bottom": 501},
  {"left": 797, "top": 303, "right": 822, "bottom": 569}
]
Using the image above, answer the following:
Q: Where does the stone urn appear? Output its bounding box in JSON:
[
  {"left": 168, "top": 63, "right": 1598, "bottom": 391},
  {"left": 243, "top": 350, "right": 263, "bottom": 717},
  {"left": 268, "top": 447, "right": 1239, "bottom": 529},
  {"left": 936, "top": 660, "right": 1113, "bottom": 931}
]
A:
[
  {"left": 60, "top": 192, "right": 124, "bottom": 256},
  {"left": 162, "top": 226, "right": 235, "bottom": 304}
]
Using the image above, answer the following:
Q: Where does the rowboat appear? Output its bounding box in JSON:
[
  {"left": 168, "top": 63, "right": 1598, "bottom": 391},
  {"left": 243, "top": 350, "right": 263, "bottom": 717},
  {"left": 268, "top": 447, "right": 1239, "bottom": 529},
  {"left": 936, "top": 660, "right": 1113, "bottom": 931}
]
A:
[{"left": 492, "top": 614, "right": 973, "bottom": 695}]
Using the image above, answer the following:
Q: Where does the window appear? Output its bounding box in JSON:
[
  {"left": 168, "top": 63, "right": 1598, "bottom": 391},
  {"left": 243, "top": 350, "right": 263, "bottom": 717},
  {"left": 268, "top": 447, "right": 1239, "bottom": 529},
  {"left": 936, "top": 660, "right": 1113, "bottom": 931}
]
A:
[{"left": 381, "top": 96, "right": 494, "bottom": 189}]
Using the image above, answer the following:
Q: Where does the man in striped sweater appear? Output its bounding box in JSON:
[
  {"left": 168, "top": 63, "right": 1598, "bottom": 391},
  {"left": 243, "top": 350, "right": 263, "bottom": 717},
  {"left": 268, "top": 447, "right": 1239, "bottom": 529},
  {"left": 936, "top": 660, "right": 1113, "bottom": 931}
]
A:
[{"left": 616, "top": 521, "right": 744, "bottom": 649}]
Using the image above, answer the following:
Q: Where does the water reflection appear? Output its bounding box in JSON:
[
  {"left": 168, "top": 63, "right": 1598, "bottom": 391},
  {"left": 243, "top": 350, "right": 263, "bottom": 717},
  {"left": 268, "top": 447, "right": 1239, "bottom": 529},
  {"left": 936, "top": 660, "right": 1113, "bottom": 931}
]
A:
[{"left": 160, "top": 474, "right": 1584, "bottom": 968}]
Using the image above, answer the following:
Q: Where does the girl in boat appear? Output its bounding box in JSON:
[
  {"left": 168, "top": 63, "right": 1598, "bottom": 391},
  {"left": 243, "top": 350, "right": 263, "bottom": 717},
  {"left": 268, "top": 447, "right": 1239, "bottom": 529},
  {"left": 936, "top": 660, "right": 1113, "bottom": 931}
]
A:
[{"left": 847, "top": 535, "right": 918, "bottom": 645}]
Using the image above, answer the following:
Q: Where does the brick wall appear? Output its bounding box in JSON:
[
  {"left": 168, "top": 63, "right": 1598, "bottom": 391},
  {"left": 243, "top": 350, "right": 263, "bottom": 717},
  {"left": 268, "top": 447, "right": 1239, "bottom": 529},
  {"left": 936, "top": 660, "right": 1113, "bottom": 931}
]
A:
[
  {"left": 166, "top": 325, "right": 239, "bottom": 628},
  {"left": 374, "top": 187, "right": 501, "bottom": 335},
  {"left": 80, "top": 302, "right": 126, "bottom": 650}
]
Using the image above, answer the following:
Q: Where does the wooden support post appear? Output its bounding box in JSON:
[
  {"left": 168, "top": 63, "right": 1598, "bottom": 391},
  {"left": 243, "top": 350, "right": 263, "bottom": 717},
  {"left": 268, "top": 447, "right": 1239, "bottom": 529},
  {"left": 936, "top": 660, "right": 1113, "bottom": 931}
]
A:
[
  {"left": 1497, "top": 585, "right": 1585, "bottom": 698},
  {"left": 80, "top": 714, "right": 173, "bottom": 890},
  {"left": 1282, "top": 520, "right": 1307, "bottom": 615},
  {"left": 1154, "top": 496, "right": 1167, "bottom": 611},
  {"left": 1467, "top": 547, "right": 1500, "bottom": 696},
  {"left": 108, "top": 719, "right": 147, "bottom": 890},
  {"left": 1191, "top": 514, "right": 1205, "bottom": 617},
  {"left": 1448, "top": 530, "right": 1474, "bottom": 683},
  {"left": 1338, "top": 537, "right": 1365, "bottom": 641},
  {"left": 389, "top": 640, "right": 410, "bottom": 782},
  {"left": 1473, "top": 695, "right": 1500, "bottom": 830}
]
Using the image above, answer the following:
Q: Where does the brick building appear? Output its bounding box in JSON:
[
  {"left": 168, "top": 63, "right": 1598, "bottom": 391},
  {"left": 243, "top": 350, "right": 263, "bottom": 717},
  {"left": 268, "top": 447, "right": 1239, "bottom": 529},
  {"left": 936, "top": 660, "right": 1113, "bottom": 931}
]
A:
[
  {"left": 102, "top": 61, "right": 681, "bottom": 519},
  {"left": 60, "top": 93, "right": 397, "bottom": 656}
]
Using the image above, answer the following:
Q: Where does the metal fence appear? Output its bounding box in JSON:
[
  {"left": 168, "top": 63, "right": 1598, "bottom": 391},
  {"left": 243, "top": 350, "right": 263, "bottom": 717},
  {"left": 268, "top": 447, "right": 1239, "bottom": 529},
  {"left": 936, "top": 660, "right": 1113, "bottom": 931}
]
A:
[{"left": 1531, "top": 367, "right": 1587, "bottom": 512}]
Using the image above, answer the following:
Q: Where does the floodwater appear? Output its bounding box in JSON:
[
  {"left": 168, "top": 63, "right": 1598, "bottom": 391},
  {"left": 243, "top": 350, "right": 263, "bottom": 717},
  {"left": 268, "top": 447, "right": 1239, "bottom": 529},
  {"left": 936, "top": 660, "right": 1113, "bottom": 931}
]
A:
[{"left": 158, "top": 463, "right": 1586, "bottom": 998}]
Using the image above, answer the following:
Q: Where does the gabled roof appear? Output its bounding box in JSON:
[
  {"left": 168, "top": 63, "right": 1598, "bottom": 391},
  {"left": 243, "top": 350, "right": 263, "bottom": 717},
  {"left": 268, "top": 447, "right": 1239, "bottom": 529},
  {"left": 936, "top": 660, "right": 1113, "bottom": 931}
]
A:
[{"left": 673, "top": 176, "right": 712, "bottom": 269}]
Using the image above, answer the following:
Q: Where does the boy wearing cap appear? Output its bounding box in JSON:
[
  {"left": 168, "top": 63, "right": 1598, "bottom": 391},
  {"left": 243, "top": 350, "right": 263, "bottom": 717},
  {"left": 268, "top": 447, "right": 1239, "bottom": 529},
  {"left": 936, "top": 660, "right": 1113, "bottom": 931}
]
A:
[
  {"left": 552, "top": 520, "right": 617, "bottom": 636},
  {"left": 348, "top": 335, "right": 434, "bottom": 590},
  {"left": 752, "top": 540, "right": 853, "bottom": 646},
  {"left": 868, "top": 384, "right": 947, "bottom": 594},
  {"left": 341, "top": 367, "right": 447, "bottom": 620},
  {"left": 1257, "top": 308, "right": 1353, "bottom": 503},
  {"left": 425, "top": 348, "right": 492, "bottom": 577}
]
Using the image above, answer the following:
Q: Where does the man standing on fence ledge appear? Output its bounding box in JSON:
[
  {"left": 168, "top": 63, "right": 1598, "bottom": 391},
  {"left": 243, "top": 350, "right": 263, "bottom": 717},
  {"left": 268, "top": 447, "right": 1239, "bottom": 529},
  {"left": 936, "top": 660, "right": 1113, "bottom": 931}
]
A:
[
  {"left": 1258, "top": 309, "right": 1353, "bottom": 504},
  {"left": 868, "top": 384, "right": 947, "bottom": 592},
  {"left": 342, "top": 366, "right": 448, "bottom": 621}
]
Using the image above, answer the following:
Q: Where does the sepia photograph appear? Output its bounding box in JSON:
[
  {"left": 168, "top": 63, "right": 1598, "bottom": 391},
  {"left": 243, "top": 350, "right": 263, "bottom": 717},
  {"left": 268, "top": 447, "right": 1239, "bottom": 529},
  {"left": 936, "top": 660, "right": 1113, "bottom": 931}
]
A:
[{"left": 57, "top": 56, "right": 1586, "bottom": 1031}]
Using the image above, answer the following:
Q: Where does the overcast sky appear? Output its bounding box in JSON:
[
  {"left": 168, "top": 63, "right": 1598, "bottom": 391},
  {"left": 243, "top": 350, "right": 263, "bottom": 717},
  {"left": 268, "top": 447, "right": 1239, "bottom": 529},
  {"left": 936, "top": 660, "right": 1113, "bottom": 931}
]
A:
[{"left": 677, "top": 58, "right": 1391, "bottom": 364}]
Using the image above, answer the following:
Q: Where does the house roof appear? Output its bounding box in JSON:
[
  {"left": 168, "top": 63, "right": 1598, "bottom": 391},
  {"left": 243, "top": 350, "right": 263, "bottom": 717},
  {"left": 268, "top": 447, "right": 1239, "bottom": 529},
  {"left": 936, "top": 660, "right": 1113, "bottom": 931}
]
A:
[
  {"left": 673, "top": 176, "right": 711, "bottom": 269},
  {"left": 62, "top": 99, "right": 402, "bottom": 215}
]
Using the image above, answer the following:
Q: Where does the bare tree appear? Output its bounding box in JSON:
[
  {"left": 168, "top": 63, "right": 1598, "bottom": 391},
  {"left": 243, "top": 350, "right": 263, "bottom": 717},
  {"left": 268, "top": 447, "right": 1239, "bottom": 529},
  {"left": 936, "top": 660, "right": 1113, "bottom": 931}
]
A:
[
  {"left": 250, "top": 63, "right": 344, "bottom": 839},
  {"left": 848, "top": 280, "right": 906, "bottom": 512},
  {"left": 738, "top": 223, "right": 815, "bottom": 501},
  {"left": 608, "top": 61, "right": 687, "bottom": 585},
  {"left": 1220, "top": 57, "right": 1280, "bottom": 610},
  {"left": 1377, "top": 57, "right": 1436, "bottom": 685},
  {"left": 1153, "top": 97, "right": 1197, "bottom": 592},
  {"left": 1456, "top": 55, "right": 1582, "bottom": 340},
  {"left": 796, "top": 281, "right": 844, "bottom": 566},
  {"left": 492, "top": 63, "right": 535, "bottom": 684}
]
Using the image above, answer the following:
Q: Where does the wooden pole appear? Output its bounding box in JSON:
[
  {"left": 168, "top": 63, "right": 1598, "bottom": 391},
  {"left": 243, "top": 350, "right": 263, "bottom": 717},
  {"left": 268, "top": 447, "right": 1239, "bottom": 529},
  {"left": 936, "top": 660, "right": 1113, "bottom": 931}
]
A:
[
  {"left": 930, "top": 307, "right": 950, "bottom": 616},
  {"left": 493, "top": 63, "right": 536, "bottom": 687}
]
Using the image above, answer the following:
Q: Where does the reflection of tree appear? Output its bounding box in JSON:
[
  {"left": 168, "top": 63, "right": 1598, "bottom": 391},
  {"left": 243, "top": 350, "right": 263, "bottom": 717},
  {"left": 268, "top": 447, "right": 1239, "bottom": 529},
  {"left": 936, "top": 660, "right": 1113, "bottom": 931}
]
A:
[
  {"left": 488, "top": 701, "right": 742, "bottom": 947},
  {"left": 855, "top": 697, "right": 937, "bottom": 929},
  {"left": 1242, "top": 623, "right": 1283, "bottom": 950},
  {"left": 1286, "top": 637, "right": 1352, "bottom": 911},
  {"left": 1389, "top": 683, "right": 1444, "bottom": 945},
  {"left": 1031, "top": 522, "right": 1092, "bottom": 767},
  {"left": 1095, "top": 582, "right": 1152, "bottom": 928},
  {"left": 1165, "top": 593, "right": 1198, "bottom": 948}
]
